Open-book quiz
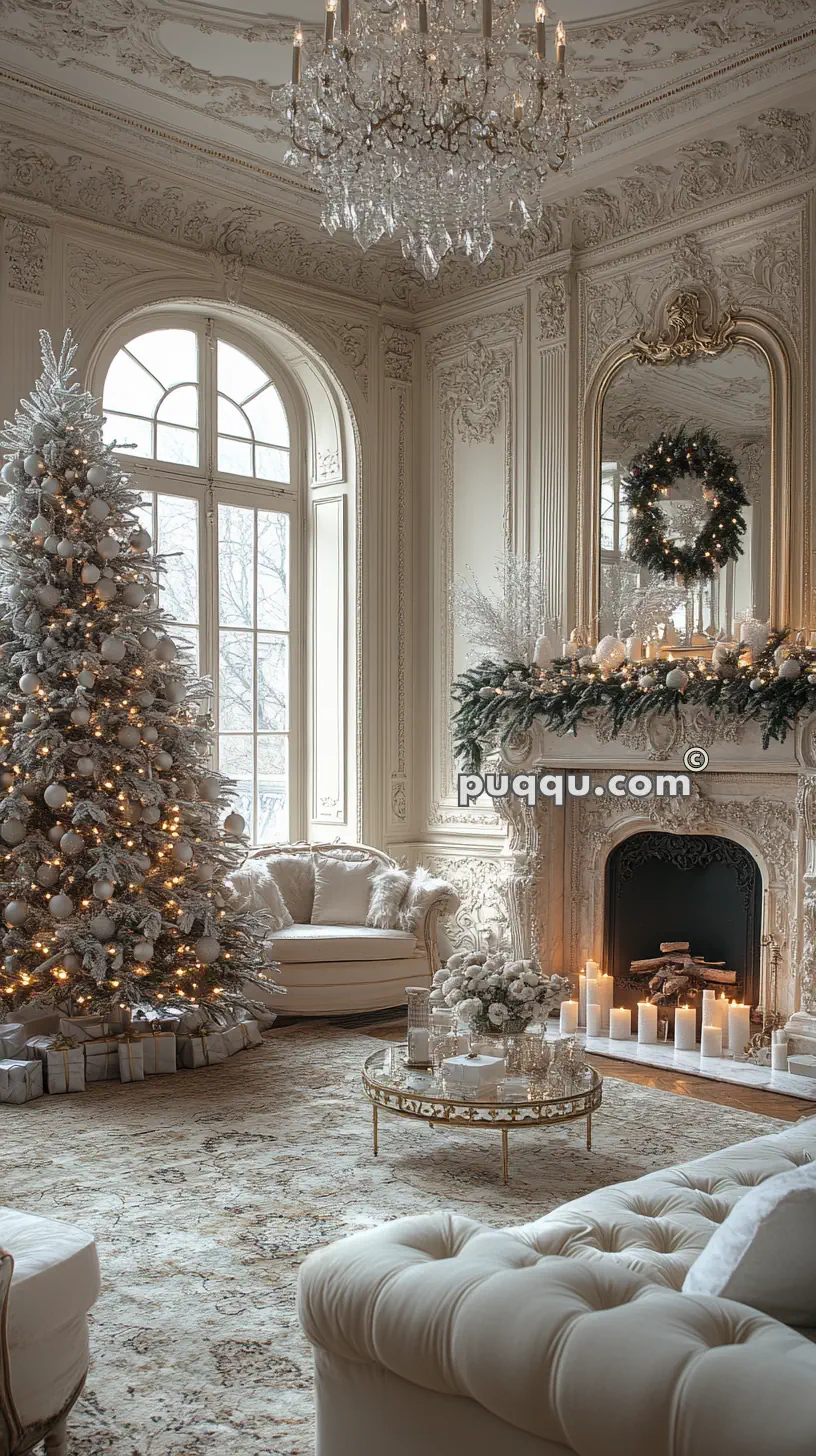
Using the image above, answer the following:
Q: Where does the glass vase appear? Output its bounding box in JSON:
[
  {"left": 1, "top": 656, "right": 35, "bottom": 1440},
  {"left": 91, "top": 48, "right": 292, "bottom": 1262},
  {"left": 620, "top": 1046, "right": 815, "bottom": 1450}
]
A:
[{"left": 405, "top": 985, "right": 431, "bottom": 1066}]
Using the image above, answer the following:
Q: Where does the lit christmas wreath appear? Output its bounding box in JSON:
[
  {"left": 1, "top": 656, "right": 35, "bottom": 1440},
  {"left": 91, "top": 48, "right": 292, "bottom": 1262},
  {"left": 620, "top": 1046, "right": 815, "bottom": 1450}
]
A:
[{"left": 623, "top": 427, "right": 749, "bottom": 584}]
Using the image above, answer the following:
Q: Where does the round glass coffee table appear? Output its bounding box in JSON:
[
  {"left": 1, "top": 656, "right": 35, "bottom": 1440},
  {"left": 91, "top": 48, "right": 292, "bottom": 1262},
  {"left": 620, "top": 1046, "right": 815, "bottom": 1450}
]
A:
[{"left": 362, "top": 1045, "right": 603, "bottom": 1183}]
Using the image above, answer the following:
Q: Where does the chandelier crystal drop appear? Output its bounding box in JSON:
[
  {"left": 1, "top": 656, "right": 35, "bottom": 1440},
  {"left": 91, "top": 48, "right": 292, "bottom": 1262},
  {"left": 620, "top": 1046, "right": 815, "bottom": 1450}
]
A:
[{"left": 276, "top": 0, "right": 588, "bottom": 280}]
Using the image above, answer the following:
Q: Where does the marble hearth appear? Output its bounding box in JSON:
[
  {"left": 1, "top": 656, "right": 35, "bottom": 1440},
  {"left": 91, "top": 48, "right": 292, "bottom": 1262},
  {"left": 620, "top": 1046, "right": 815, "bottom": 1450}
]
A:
[{"left": 495, "top": 708, "right": 816, "bottom": 1055}]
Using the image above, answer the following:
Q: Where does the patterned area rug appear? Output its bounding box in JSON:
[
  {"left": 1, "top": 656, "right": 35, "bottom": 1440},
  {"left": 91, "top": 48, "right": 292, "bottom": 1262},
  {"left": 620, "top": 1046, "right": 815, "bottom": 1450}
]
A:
[{"left": 1, "top": 1026, "right": 788, "bottom": 1456}]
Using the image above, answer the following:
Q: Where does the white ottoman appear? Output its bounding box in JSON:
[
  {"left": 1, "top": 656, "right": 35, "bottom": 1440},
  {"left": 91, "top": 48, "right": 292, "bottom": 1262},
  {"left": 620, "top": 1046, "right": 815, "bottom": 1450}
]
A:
[{"left": 0, "top": 1207, "right": 100, "bottom": 1454}]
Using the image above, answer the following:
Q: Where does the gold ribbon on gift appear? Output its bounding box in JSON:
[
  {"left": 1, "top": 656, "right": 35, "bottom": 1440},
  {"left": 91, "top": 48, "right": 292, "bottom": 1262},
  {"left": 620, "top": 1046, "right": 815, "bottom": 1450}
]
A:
[{"left": 117, "top": 1027, "right": 143, "bottom": 1081}]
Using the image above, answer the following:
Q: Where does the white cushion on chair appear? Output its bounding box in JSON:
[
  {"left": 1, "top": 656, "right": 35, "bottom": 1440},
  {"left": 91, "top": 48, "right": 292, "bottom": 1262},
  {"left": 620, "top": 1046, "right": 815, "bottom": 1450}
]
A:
[
  {"left": 0, "top": 1205, "right": 100, "bottom": 1427},
  {"left": 264, "top": 853, "right": 315, "bottom": 923},
  {"left": 311, "top": 853, "right": 376, "bottom": 926},
  {"left": 270, "top": 924, "right": 416, "bottom": 964}
]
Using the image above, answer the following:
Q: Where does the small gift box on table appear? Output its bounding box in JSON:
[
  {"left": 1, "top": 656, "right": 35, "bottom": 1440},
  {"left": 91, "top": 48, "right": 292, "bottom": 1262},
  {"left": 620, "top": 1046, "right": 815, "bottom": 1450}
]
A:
[
  {"left": 118, "top": 1033, "right": 145, "bottom": 1084},
  {"left": 221, "top": 1020, "right": 263, "bottom": 1056},
  {"left": 84, "top": 1037, "right": 121, "bottom": 1082},
  {"left": 0, "top": 1058, "right": 43, "bottom": 1103},
  {"left": 44, "top": 1037, "right": 85, "bottom": 1094},
  {"left": 440, "top": 1051, "right": 505, "bottom": 1094},
  {"left": 0, "top": 1023, "right": 30, "bottom": 1058},
  {"left": 136, "top": 1029, "right": 176, "bottom": 1075},
  {"left": 177, "top": 1031, "right": 227, "bottom": 1069}
]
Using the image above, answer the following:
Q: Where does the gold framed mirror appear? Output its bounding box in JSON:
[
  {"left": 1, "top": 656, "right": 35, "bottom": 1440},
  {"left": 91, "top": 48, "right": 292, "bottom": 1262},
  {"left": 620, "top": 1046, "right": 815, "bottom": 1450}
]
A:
[{"left": 586, "top": 290, "right": 792, "bottom": 644}]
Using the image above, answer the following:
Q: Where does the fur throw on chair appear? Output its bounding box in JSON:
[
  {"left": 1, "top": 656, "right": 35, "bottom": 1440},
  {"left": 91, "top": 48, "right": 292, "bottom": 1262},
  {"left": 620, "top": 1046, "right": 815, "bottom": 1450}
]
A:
[
  {"left": 397, "top": 866, "right": 459, "bottom": 934},
  {"left": 228, "top": 858, "right": 293, "bottom": 931},
  {"left": 366, "top": 868, "right": 412, "bottom": 928}
]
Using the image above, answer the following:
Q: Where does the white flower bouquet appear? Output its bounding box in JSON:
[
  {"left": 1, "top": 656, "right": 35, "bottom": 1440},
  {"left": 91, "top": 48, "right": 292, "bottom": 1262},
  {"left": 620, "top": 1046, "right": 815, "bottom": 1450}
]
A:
[{"left": 431, "top": 950, "right": 571, "bottom": 1034}]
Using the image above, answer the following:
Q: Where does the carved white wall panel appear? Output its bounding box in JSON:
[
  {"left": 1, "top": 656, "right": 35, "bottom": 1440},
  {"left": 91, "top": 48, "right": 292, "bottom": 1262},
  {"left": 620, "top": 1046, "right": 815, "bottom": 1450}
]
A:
[
  {"left": 310, "top": 495, "right": 347, "bottom": 827},
  {"left": 417, "top": 849, "right": 512, "bottom": 955},
  {"left": 380, "top": 327, "right": 416, "bottom": 833},
  {"left": 3, "top": 213, "right": 48, "bottom": 296}
]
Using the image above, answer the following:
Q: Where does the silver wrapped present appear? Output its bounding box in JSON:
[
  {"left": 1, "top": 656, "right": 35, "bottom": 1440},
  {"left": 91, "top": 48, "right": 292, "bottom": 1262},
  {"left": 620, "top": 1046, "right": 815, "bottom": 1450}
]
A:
[
  {"left": 0, "top": 1023, "right": 30, "bottom": 1058},
  {"left": 25, "top": 1034, "right": 57, "bottom": 1063},
  {"left": 222, "top": 1020, "right": 263, "bottom": 1056},
  {"left": 136, "top": 1030, "right": 176, "bottom": 1075},
  {"left": 164, "top": 1004, "right": 207, "bottom": 1034},
  {"left": 0, "top": 1058, "right": 43, "bottom": 1103},
  {"left": 59, "top": 1015, "right": 111, "bottom": 1043},
  {"left": 118, "top": 1036, "right": 145, "bottom": 1084},
  {"left": 177, "top": 1031, "right": 227, "bottom": 1069},
  {"left": 45, "top": 1042, "right": 85, "bottom": 1094},
  {"left": 84, "top": 1037, "right": 120, "bottom": 1082}
]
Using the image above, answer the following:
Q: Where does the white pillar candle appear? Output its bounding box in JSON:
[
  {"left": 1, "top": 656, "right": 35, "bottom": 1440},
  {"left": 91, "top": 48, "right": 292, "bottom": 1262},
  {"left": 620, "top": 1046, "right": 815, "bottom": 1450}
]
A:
[
  {"left": 674, "top": 1005, "right": 697, "bottom": 1051},
  {"left": 700, "top": 1023, "right": 723, "bottom": 1059},
  {"left": 701, "top": 989, "right": 716, "bottom": 1022},
  {"left": 560, "top": 999, "right": 579, "bottom": 1035},
  {"left": 595, "top": 974, "right": 614, "bottom": 1032},
  {"left": 637, "top": 1001, "right": 658, "bottom": 1044},
  {"left": 407, "top": 1027, "right": 430, "bottom": 1064},
  {"left": 586, "top": 1003, "right": 602, "bottom": 1038},
  {"left": 715, "top": 993, "right": 731, "bottom": 1035},
  {"left": 609, "top": 1007, "right": 631, "bottom": 1041},
  {"left": 728, "top": 1003, "right": 752, "bottom": 1057},
  {"left": 771, "top": 1040, "right": 788, "bottom": 1072},
  {"left": 580, "top": 962, "right": 600, "bottom": 1026},
  {"left": 578, "top": 973, "right": 588, "bottom": 1024}
]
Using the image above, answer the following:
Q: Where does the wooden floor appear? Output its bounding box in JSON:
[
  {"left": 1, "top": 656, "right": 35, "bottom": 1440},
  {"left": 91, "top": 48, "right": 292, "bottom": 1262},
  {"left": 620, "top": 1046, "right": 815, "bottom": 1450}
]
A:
[{"left": 363, "top": 1020, "right": 815, "bottom": 1123}]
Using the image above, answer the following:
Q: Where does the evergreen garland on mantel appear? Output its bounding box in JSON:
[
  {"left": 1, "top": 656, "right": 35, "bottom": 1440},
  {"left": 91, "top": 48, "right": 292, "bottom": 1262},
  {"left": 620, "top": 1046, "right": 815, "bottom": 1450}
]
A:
[{"left": 452, "top": 631, "right": 816, "bottom": 772}]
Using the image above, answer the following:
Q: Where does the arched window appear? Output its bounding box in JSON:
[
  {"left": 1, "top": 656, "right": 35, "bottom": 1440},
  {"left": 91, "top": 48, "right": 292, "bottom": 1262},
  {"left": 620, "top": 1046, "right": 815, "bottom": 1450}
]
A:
[{"left": 101, "top": 319, "right": 297, "bottom": 845}]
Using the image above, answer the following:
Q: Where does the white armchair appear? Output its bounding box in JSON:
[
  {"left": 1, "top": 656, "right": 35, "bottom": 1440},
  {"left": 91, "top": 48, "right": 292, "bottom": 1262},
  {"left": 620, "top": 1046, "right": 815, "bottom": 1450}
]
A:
[{"left": 241, "top": 843, "right": 459, "bottom": 1016}]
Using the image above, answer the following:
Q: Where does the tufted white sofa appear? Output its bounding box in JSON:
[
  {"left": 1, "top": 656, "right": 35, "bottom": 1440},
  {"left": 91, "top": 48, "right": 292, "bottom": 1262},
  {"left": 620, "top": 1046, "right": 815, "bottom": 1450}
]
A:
[{"left": 298, "top": 1116, "right": 816, "bottom": 1456}]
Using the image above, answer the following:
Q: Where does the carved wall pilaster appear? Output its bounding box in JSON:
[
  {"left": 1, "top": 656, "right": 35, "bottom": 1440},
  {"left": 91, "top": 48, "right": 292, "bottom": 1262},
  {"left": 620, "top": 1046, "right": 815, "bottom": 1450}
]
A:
[{"left": 3, "top": 214, "right": 48, "bottom": 296}]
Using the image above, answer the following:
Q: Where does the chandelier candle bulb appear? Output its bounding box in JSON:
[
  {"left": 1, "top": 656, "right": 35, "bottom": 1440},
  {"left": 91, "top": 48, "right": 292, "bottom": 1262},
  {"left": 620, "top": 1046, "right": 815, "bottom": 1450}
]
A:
[
  {"left": 418, "top": 0, "right": 428, "bottom": 34},
  {"left": 292, "top": 27, "right": 302, "bottom": 83},
  {"left": 535, "top": 1, "right": 546, "bottom": 58},
  {"left": 700, "top": 1024, "right": 723, "bottom": 1059},
  {"left": 559, "top": 999, "right": 579, "bottom": 1035},
  {"left": 674, "top": 1005, "right": 697, "bottom": 1052},
  {"left": 609, "top": 1007, "right": 631, "bottom": 1041},
  {"left": 637, "top": 1001, "right": 658, "bottom": 1044},
  {"left": 482, "top": 0, "right": 492, "bottom": 38},
  {"left": 728, "top": 1003, "right": 752, "bottom": 1057},
  {"left": 340, "top": 0, "right": 349, "bottom": 34},
  {"left": 325, "top": 0, "right": 336, "bottom": 47},
  {"left": 555, "top": 19, "right": 566, "bottom": 67}
]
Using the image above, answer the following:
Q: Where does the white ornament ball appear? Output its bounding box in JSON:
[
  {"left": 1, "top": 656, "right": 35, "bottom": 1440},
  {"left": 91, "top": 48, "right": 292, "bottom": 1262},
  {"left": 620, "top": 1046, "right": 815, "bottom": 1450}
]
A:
[
  {"left": 194, "top": 936, "right": 220, "bottom": 964},
  {"left": 97, "top": 535, "right": 119, "bottom": 560},
  {"left": 37, "top": 585, "right": 61, "bottom": 608},
  {"left": 44, "top": 782, "right": 69, "bottom": 809},
  {"left": 122, "top": 583, "right": 146, "bottom": 607},
  {"left": 117, "top": 725, "right": 140, "bottom": 749},
  {"left": 23, "top": 453, "right": 43, "bottom": 477},
  {"left": 195, "top": 863, "right": 215, "bottom": 883},
  {"left": 18, "top": 672, "right": 40, "bottom": 695},
  {"left": 76, "top": 757, "right": 96, "bottom": 776},
  {"left": 90, "top": 913, "right": 115, "bottom": 938},
  {"left": 4, "top": 900, "right": 29, "bottom": 925},
  {"left": 172, "top": 841, "right": 193, "bottom": 863},
  {"left": 0, "top": 819, "right": 26, "bottom": 846},
  {"left": 131, "top": 529, "right": 152, "bottom": 552},
  {"left": 224, "top": 811, "right": 245, "bottom": 836},
  {"left": 141, "top": 726, "right": 158, "bottom": 744},
  {"left": 47, "top": 825, "right": 64, "bottom": 845},
  {"left": 92, "top": 878, "right": 115, "bottom": 901},
  {"left": 30, "top": 514, "right": 50, "bottom": 538},
  {"left": 163, "top": 679, "right": 186, "bottom": 704},
  {"left": 86, "top": 496, "right": 109, "bottom": 522},
  {"left": 749, "top": 677, "right": 764, "bottom": 691},
  {"left": 70, "top": 706, "right": 91, "bottom": 726},
  {"left": 779, "top": 658, "right": 802, "bottom": 681},
  {"left": 21, "top": 711, "right": 40, "bottom": 729},
  {"left": 37, "top": 863, "right": 60, "bottom": 887},
  {"left": 41, "top": 475, "right": 60, "bottom": 497},
  {"left": 594, "top": 635, "right": 627, "bottom": 669},
  {"left": 49, "top": 893, "right": 73, "bottom": 920},
  {"left": 198, "top": 777, "right": 220, "bottom": 803},
  {"left": 665, "top": 666, "right": 689, "bottom": 692},
  {"left": 81, "top": 564, "right": 101, "bottom": 585},
  {"left": 44, "top": 535, "right": 59, "bottom": 553},
  {"left": 64, "top": 469, "right": 76, "bottom": 483},
  {"left": 57, "top": 539, "right": 77, "bottom": 558},
  {"left": 639, "top": 673, "right": 656, "bottom": 689},
  {"left": 85, "top": 465, "right": 108, "bottom": 489},
  {"left": 154, "top": 751, "right": 173, "bottom": 771},
  {"left": 136, "top": 690, "right": 155, "bottom": 708},
  {"left": 77, "top": 669, "right": 96, "bottom": 689},
  {"left": 1, "top": 460, "right": 19, "bottom": 485},
  {"left": 100, "top": 636, "right": 126, "bottom": 663},
  {"left": 60, "top": 830, "right": 84, "bottom": 855},
  {"left": 155, "top": 637, "right": 177, "bottom": 663},
  {"left": 96, "top": 578, "right": 117, "bottom": 602},
  {"left": 139, "top": 629, "right": 159, "bottom": 652},
  {"left": 133, "top": 939, "right": 154, "bottom": 961},
  {"left": 141, "top": 805, "right": 161, "bottom": 824}
]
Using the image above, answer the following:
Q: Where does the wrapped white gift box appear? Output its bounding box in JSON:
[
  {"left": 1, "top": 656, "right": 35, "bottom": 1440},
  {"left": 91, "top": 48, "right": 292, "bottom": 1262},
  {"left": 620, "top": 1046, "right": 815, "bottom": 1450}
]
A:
[
  {"left": 221, "top": 1020, "right": 263, "bottom": 1056},
  {"left": 118, "top": 1037, "right": 145, "bottom": 1084},
  {"left": 25, "top": 1034, "right": 58, "bottom": 1063},
  {"left": 440, "top": 1052, "right": 505, "bottom": 1093},
  {"left": 45, "top": 1044, "right": 85, "bottom": 1094},
  {"left": 84, "top": 1037, "right": 121, "bottom": 1082},
  {"left": 164, "top": 1005, "right": 207, "bottom": 1034},
  {"left": 0, "top": 1058, "right": 43, "bottom": 1103},
  {"left": 177, "top": 1031, "right": 228, "bottom": 1069},
  {"left": 136, "top": 1030, "right": 176, "bottom": 1075},
  {"left": 59, "top": 1015, "right": 111, "bottom": 1043},
  {"left": 0, "top": 1022, "right": 30, "bottom": 1058}
]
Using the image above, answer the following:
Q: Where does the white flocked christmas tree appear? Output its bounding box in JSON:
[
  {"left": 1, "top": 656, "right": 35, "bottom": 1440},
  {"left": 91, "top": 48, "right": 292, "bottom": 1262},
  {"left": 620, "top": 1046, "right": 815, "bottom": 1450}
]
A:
[{"left": 0, "top": 331, "right": 280, "bottom": 1022}]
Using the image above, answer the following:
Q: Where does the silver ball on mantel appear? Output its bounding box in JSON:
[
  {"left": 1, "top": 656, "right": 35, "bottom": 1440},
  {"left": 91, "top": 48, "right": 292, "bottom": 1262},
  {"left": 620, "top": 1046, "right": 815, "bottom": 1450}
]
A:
[
  {"left": 4, "top": 900, "right": 29, "bottom": 925},
  {"left": 638, "top": 673, "right": 656, "bottom": 690},
  {"left": 778, "top": 657, "right": 802, "bottom": 681},
  {"left": 749, "top": 677, "right": 764, "bottom": 691},
  {"left": 194, "top": 935, "right": 220, "bottom": 964},
  {"left": 48, "top": 893, "right": 73, "bottom": 920},
  {"left": 665, "top": 665, "right": 689, "bottom": 692}
]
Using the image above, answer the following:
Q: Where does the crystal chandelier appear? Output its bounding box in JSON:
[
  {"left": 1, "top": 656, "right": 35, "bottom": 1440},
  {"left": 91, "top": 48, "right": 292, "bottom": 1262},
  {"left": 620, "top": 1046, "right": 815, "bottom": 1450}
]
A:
[{"left": 276, "top": 0, "right": 586, "bottom": 280}]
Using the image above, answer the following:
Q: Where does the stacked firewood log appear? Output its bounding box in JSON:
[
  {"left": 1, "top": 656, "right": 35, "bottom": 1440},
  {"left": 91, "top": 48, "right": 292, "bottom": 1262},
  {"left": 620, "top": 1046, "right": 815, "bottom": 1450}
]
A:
[{"left": 629, "top": 941, "right": 738, "bottom": 1005}]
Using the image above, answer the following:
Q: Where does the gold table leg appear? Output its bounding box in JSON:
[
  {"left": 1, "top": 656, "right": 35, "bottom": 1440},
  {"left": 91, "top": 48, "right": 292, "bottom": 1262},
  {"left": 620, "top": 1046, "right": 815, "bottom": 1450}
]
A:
[
  {"left": 586, "top": 1112, "right": 592, "bottom": 1152},
  {"left": 501, "top": 1128, "right": 509, "bottom": 1184},
  {"left": 373, "top": 1102, "right": 378, "bottom": 1156}
]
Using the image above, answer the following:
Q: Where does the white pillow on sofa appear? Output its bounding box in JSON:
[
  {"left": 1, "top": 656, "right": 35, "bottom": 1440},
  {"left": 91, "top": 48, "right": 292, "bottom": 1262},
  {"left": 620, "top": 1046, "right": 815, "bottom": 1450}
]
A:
[
  {"left": 311, "top": 853, "right": 376, "bottom": 926},
  {"left": 265, "top": 854, "right": 315, "bottom": 923},
  {"left": 682, "top": 1161, "right": 816, "bottom": 1324},
  {"left": 228, "top": 859, "right": 293, "bottom": 930}
]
